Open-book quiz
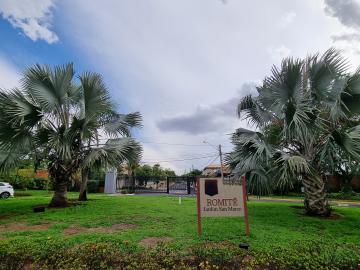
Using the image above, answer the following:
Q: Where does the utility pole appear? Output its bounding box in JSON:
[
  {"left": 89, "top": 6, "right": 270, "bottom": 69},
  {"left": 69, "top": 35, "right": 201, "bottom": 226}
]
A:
[
  {"left": 203, "top": 140, "right": 225, "bottom": 179},
  {"left": 218, "top": 144, "right": 224, "bottom": 180}
]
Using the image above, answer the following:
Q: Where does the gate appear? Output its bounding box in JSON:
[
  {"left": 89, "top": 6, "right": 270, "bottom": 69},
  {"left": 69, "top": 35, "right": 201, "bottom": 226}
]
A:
[
  {"left": 116, "top": 175, "right": 196, "bottom": 194},
  {"left": 135, "top": 176, "right": 168, "bottom": 193},
  {"left": 167, "top": 176, "right": 196, "bottom": 195}
]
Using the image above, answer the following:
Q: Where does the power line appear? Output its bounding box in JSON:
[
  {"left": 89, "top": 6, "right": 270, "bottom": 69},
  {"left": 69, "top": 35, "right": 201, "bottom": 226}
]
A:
[
  {"left": 141, "top": 152, "right": 218, "bottom": 161},
  {"left": 97, "top": 137, "right": 234, "bottom": 149},
  {"left": 141, "top": 154, "right": 218, "bottom": 162},
  {"left": 138, "top": 141, "right": 214, "bottom": 147},
  {"left": 201, "top": 154, "right": 220, "bottom": 169},
  {"left": 140, "top": 154, "right": 218, "bottom": 164}
]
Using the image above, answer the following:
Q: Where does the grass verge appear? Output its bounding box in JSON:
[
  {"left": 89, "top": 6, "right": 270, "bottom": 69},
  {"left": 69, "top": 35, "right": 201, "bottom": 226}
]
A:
[{"left": 0, "top": 191, "right": 359, "bottom": 269}]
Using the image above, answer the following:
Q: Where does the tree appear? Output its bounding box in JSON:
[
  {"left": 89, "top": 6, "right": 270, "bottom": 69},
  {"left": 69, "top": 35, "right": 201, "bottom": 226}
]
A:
[
  {"left": 0, "top": 63, "right": 142, "bottom": 206},
  {"left": 123, "top": 159, "right": 140, "bottom": 191},
  {"left": 134, "top": 164, "right": 176, "bottom": 186},
  {"left": 182, "top": 169, "right": 202, "bottom": 177},
  {"left": 227, "top": 49, "right": 360, "bottom": 216}
]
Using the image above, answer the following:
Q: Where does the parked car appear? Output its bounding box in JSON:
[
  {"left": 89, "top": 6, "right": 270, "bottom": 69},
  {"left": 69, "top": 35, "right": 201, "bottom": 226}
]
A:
[{"left": 0, "top": 182, "right": 14, "bottom": 199}]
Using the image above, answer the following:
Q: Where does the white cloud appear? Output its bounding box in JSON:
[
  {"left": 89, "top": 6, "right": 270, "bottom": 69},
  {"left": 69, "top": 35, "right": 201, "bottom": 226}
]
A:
[
  {"left": 0, "top": 56, "right": 20, "bottom": 89},
  {"left": 55, "top": 0, "right": 360, "bottom": 173},
  {"left": 323, "top": 0, "right": 360, "bottom": 57},
  {"left": 278, "top": 11, "right": 296, "bottom": 28},
  {"left": 0, "top": 0, "right": 58, "bottom": 43},
  {"left": 324, "top": 0, "right": 360, "bottom": 30},
  {"left": 268, "top": 45, "right": 291, "bottom": 63},
  {"left": 157, "top": 83, "right": 257, "bottom": 135}
]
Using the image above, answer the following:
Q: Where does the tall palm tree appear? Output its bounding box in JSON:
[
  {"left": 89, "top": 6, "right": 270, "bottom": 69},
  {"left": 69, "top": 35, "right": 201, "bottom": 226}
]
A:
[
  {"left": 227, "top": 49, "right": 360, "bottom": 216},
  {"left": 0, "top": 64, "right": 142, "bottom": 207},
  {"left": 75, "top": 72, "right": 142, "bottom": 201}
]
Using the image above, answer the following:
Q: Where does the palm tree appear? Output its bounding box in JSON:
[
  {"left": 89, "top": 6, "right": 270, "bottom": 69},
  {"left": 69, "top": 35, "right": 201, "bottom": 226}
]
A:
[
  {"left": 227, "top": 49, "right": 360, "bottom": 216},
  {"left": 0, "top": 64, "right": 142, "bottom": 207},
  {"left": 75, "top": 73, "right": 142, "bottom": 201}
]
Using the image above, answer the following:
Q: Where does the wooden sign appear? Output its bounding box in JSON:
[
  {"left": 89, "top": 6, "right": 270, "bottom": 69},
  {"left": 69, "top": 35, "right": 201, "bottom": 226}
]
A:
[{"left": 196, "top": 176, "right": 250, "bottom": 236}]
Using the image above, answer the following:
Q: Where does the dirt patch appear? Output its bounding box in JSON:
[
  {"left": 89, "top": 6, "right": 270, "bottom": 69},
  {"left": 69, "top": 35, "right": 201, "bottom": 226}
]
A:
[
  {"left": 23, "top": 262, "right": 37, "bottom": 270},
  {"left": 0, "top": 222, "right": 51, "bottom": 232},
  {"left": 290, "top": 206, "right": 343, "bottom": 219},
  {"left": 0, "top": 213, "right": 16, "bottom": 221},
  {"left": 63, "top": 223, "right": 138, "bottom": 236},
  {"left": 318, "top": 213, "right": 343, "bottom": 220},
  {"left": 139, "top": 237, "right": 172, "bottom": 248}
]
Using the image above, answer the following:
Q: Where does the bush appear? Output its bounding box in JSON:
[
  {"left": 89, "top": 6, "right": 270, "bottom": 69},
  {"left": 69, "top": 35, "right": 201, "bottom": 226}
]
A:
[
  {"left": 328, "top": 191, "right": 360, "bottom": 200},
  {"left": 0, "top": 240, "right": 359, "bottom": 270},
  {"left": 87, "top": 180, "right": 100, "bottom": 193},
  {"left": 121, "top": 188, "right": 135, "bottom": 194},
  {"left": 33, "top": 178, "right": 49, "bottom": 190},
  {"left": 7, "top": 176, "right": 35, "bottom": 190}
]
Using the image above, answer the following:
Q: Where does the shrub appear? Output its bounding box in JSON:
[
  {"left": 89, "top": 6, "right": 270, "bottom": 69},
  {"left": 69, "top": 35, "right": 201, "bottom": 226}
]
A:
[
  {"left": 121, "top": 188, "right": 135, "bottom": 194},
  {"left": 7, "top": 176, "right": 35, "bottom": 190},
  {"left": 87, "top": 180, "right": 100, "bottom": 193},
  {"left": 0, "top": 240, "right": 359, "bottom": 270},
  {"left": 328, "top": 191, "right": 360, "bottom": 200},
  {"left": 33, "top": 178, "right": 49, "bottom": 190}
]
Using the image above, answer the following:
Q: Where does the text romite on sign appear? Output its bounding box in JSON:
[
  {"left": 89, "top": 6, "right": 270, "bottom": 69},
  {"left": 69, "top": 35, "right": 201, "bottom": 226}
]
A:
[{"left": 196, "top": 176, "right": 250, "bottom": 236}]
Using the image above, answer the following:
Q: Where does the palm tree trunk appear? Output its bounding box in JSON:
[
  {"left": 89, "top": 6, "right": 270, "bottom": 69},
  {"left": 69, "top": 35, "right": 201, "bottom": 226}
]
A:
[
  {"left": 79, "top": 168, "right": 89, "bottom": 201},
  {"left": 302, "top": 175, "right": 331, "bottom": 216},
  {"left": 48, "top": 157, "right": 80, "bottom": 207},
  {"left": 49, "top": 178, "right": 68, "bottom": 207},
  {"left": 130, "top": 171, "right": 136, "bottom": 191}
]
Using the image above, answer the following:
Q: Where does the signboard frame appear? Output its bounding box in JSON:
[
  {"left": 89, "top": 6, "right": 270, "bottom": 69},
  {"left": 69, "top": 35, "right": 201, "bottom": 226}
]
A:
[{"left": 196, "top": 175, "right": 250, "bottom": 236}]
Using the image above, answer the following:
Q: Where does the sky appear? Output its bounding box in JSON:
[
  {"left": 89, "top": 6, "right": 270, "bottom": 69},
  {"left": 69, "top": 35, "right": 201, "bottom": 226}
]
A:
[{"left": 1, "top": 0, "right": 360, "bottom": 174}]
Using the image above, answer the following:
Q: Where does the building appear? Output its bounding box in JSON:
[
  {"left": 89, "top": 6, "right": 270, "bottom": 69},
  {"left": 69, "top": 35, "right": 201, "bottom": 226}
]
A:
[{"left": 202, "top": 164, "right": 231, "bottom": 177}]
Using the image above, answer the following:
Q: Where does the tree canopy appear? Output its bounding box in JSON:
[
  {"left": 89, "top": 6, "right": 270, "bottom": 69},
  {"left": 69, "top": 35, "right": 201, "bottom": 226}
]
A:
[
  {"left": 0, "top": 63, "right": 142, "bottom": 206},
  {"left": 227, "top": 49, "right": 360, "bottom": 216}
]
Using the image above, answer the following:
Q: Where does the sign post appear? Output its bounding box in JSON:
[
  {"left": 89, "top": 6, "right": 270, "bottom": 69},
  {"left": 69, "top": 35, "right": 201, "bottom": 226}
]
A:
[
  {"left": 196, "top": 177, "right": 202, "bottom": 235},
  {"left": 241, "top": 176, "right": 250, "bottom": 236},
  {"left": 196, "top": 176, "right": 250, "bottom": 236}
]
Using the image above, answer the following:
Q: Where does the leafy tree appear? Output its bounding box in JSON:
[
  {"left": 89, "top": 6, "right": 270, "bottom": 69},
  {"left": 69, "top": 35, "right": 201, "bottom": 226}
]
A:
[
  {"left": 134, "top": 164, "right": 176, "bottom": 186},
  {"left": 227, "top": 49, "right": 360, "bottom": 216},
  {"left": 182, "top": 169, "right": 202, "bottom": 177},
  {"left": 164, "top": 168, "right": 176, "bottom": 177},
  {"left": 122, "top": 159, "right": 140, "bottom": 191},
  {"left": 0, "top": 63, "right": 142, "bottom": 206}
]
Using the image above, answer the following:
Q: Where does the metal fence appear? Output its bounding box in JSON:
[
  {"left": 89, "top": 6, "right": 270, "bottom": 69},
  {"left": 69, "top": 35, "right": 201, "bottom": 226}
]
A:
[{"left": 117, "top": 176, "right": 196, "bottom": 194}]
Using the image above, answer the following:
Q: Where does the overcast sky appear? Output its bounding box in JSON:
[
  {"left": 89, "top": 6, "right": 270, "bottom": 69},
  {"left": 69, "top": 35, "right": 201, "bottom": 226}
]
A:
[{"left": 1, "top": 0, "right": 360, "bottom": 173}]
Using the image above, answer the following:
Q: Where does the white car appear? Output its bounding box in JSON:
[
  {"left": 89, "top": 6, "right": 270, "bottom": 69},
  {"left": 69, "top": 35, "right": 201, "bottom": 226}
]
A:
[{"left": 0, "top": 182, "right": 14, "bottom": 199}]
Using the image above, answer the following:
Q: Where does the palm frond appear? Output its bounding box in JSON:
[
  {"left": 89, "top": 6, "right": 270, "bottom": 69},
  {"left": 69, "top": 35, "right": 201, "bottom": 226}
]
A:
[
  {"left": 22, "top": 64, "right": 74, "bottom": 113},
  {"left": 272, "top": 153, "right": 310, "bottom": 190},
  {"left": 104, "top": 112, "right": 142, "bottom": 137},
  {"left": 246, "top": 169, "right": 273, "bottom": 196},
  {"left": 333, "top": 125, "right": 360, "bottom": 161},
  {"left": 341, "top": 70, "right": 360, "bottom": 116},
  {"left": 226, "top": 130, "right": 273, "bottom": 176},
  {"left": 82, "top": 137, "right": 142, "bottom": 169},
  {"left": 237, "top": 95, "right": 272, "bottom": 127},
  {"left": 0, "top": 147, "right": 26, "bottom": 172},
  {"left": 79, "top": 72, "right": 113, "bottom": 121}
]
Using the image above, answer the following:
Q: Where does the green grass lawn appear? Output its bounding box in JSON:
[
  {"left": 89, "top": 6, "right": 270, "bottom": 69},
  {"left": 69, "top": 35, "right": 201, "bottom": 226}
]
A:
[
  {"left": 0, "top": 191, "right": 359, "bottom": 250},
  {"left": 0, "top": 191, "right": 360, "bottom": 269}
]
